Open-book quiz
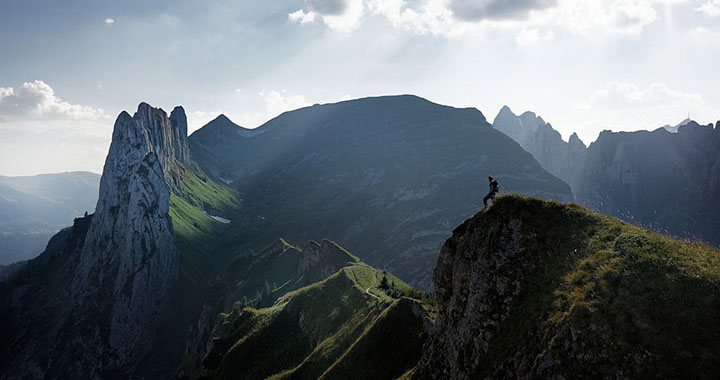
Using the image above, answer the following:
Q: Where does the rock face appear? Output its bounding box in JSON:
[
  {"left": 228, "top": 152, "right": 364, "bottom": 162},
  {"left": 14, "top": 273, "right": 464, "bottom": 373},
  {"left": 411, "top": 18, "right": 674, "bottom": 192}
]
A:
[
  {"left": 494, "top": 106, "right": 720, "bottom": 247},
  {"left": 0, "top": 103, "right": 186, "bottom": 378},
  {"left": 576, "top": 122, "right": 720, "bottom": 245},
  {"left": 492, "top": 105, "right": 587, "bottom": 192},
  {"left": 415, "top": 195, "right": 720, "bottom": 379}
]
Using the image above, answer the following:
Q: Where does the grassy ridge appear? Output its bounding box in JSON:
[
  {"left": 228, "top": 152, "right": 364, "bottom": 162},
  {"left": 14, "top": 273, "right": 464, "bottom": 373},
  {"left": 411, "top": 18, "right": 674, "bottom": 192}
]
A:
[
  {"left": 201, "top": 239, "right": 434, "bottom": 380},
  {"left": 455, "top": 194, "right": 720, "bottom": 378}
]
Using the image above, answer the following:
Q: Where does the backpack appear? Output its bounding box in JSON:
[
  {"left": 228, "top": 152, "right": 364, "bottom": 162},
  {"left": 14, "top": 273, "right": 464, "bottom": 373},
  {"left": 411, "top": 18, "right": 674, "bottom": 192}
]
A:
[{"left": 491, "top": 180, "right": 499, "bottom": 193}]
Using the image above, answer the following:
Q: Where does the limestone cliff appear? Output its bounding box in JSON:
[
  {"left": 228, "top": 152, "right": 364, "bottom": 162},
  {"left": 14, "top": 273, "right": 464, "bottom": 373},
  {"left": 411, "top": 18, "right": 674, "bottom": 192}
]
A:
[{"left": 0, "top": 103, "right": 187, "bottom": 378}]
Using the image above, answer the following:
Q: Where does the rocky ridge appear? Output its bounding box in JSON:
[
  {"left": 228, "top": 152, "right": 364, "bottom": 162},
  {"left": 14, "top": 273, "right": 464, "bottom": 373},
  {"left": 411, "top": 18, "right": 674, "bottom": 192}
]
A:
[
  {"left": 493, "top": 106, "right": 720, "bottom": 247},
  {"left": 0, "top": 103, "right": 188, "bottom": 378}
]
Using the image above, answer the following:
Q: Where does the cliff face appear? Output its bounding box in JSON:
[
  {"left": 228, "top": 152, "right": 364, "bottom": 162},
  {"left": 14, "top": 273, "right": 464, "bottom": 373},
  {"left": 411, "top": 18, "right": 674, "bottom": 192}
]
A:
[
  {"left": 0, "top": 103, "right": 187, "bottom": 378},
  {"left": 492, "top": 105, "right": 587, "bottom": 192},
  {"left": 415, "top": 195, "right": 720, "bottom": 379}
]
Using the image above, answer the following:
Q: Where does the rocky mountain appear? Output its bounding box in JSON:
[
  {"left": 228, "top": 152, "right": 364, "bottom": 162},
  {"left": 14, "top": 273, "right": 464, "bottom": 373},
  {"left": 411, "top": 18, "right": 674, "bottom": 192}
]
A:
[
  {"left": 0, "top": 171, "right": 100, "bottom": 264},
  {"left": 415, "top": 194, "right": 720, "bottom": 378},
  {"left": 492, "top": 105, "right": 587, "bottom": 191},
  {"left": 493, "top": 107, "right": 720, "bottom": 247},
  {"left": 190, "top": 95, "right": 572, "bottom": 289},
  {"left": 0, "top": 103, "right": 191, "bottom": 378}
]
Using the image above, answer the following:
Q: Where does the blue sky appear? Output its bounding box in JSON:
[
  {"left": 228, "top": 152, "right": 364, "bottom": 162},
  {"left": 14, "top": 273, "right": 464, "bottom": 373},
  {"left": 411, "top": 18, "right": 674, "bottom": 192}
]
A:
[{"left": 1, "top": 0, "right": 719, "bottom": 175}]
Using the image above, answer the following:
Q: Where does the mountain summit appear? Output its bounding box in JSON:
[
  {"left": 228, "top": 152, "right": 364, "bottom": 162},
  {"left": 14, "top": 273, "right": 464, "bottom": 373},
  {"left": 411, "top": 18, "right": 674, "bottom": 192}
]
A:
[
  {"left": 0, "top": 103, "right": 189, "bottom": 378},
  {"left": 189, "top": 95, "right": 572, "bottom": 288}
]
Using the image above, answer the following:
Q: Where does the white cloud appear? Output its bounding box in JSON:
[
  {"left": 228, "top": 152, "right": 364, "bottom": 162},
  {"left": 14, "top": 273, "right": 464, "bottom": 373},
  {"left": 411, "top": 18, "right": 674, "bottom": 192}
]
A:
[
  {"left": 289, "top": 0, "right": 365, "bottom": 31},
  {"left": 0, "top": 80, "right": 107, "bottom": 121},
  {"left": 687, "top": 25, "right": 720, "bottom": 40},
  {"left": 515, "top": 27, "right": 554, "bottom": 46},
  {"left": 553, "top": 0, "right": 658, "bottom": 35},
  {"left": 571, "top": 81, "right": 720, "bottom": 141},
  {"left": 104, "top": 18, "right": 115, "bottom": 25},
  {"left": 696, "top": 0, "right": 720, "bottom": 16},
  {"left": 290, "top": 0, "right": 670, "bottom": 37},
  {"left": 289, "top": 9, "right": 318, "bottom": 23},
  {"left": 260, "top": 90, "right": 311, "bottom": 117}
]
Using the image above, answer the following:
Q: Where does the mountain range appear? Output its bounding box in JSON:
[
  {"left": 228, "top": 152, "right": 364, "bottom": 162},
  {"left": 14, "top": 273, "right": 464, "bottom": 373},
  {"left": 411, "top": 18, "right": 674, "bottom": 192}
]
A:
[
  {"left": 1, "top": 95, "right": 719, "bottom": 379},
  {"left": 189, "top": 95, "right": 571, "bottom": 289},
  {"left": 0, "top": 171, "right": 100, "bottom": 264},
  {"left": 493, "top": 106, "right": 720, "bottom": 247}
]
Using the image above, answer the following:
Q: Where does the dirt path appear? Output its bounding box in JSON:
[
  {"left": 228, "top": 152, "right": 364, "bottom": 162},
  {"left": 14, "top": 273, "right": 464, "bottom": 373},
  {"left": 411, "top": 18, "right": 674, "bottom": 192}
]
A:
[{"left": 365, "top": 269, "right": 380, "bottom": 299}]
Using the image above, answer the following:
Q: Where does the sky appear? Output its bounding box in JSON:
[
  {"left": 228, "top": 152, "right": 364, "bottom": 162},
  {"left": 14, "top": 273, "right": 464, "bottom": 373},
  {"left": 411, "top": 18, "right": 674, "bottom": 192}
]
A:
[{"left": 1, "top": 0, "right": 719, "bottom": 175}]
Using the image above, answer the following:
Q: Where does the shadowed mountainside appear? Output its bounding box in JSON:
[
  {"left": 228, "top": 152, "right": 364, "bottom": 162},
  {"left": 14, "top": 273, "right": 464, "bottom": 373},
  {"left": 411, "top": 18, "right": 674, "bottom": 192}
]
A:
[{"left": 190, "top": 95, "right": 572, "bottom": 289}]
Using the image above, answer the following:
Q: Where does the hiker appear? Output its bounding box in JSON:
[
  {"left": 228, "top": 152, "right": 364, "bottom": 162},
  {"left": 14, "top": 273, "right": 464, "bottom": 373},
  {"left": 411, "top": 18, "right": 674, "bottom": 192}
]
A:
[{"left": 483, "top": 176, "right": 499, "bottom": 209}]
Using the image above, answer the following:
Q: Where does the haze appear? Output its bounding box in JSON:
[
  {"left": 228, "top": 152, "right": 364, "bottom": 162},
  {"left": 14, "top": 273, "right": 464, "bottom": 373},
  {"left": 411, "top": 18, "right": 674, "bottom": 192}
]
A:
[{"left": 1, "top": 0, "right": 719, "bottom": 175}]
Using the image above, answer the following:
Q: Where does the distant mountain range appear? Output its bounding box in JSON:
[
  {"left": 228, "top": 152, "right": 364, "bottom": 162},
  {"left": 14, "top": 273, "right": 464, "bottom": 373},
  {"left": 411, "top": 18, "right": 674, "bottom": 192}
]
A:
[
  {"left": 0, "top": 171, "right": 100, "bottom": 264},
  {"left": 493, "top": 106, "right": 720, "bottom": 247}
]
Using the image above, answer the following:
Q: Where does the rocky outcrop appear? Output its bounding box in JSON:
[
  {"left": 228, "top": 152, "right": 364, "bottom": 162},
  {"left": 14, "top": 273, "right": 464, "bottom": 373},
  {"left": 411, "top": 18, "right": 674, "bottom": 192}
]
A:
[
  {"left": 0, "top": 103, "right": 187, "bottom": 378},
  {"left": 299, "top": 239, "right": 357, "bottom": 282},
  {"left": 415, "top": 195, "right": 720, "bottom": 379}
]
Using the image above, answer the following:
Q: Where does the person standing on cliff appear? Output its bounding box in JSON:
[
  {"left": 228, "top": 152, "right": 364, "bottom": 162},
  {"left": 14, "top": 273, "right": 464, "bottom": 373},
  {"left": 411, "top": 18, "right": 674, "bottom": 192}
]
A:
[{"left": 483, "top": 176, "right": 499, "bottom": 209}]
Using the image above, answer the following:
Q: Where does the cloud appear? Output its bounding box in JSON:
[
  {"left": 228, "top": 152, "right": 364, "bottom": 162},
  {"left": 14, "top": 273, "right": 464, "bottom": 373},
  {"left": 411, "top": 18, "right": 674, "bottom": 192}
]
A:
[
  {"left": 0, "top": 80, "right": 107, "bottom": 121},
  {"left": 307, "top": 0, "right": 349, "bottom": 15},
  {"left": 449, "top": 0, "right": 558, "bottom": 21},
  {"left": 554, "top": 0, "right": 658, "bottom": 35},
  {"left": 571, "top": 81, "right": 720, "bottom": 141},
  {"left": 289, "top": 0, "right": 364, "bottom": 31},
  {"left": 696, "top": 0, "right": 720, "bottom": 16},
  {"left": 260, "top": 90, "right": 310, "bottom": 117},
  {"left": 290, "top": 0, "right": 669, "bottom": 37},
  {"left": 515, "top": 27, "right": 554, "bottom": 46},
  {"left": 104, "top": 18, "right": 114, "bottom": 25},
  {"left": 289, "top": 9, "right": 318, "bottom": 23}
]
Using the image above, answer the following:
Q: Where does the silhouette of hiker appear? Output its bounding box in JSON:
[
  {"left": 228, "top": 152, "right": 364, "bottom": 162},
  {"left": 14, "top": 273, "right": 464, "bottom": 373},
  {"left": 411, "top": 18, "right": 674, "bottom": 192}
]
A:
[{"left": 483, "top": 176, "right": 499, "bottom": 209}]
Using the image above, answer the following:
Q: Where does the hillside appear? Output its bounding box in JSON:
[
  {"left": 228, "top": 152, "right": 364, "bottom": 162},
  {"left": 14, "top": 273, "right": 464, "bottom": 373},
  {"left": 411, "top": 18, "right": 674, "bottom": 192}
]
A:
[
  {"left": 189, "top": 95, "right": 572, "bottom": 288},
  {"left": 184, "top": 238, "right": 433, "bottom": 380},
  {"left": 0, "top": 171, "right": 100, "bottom": 264},
  {"left": 415, "top": 194, "right": 720, "bottom": 378}
]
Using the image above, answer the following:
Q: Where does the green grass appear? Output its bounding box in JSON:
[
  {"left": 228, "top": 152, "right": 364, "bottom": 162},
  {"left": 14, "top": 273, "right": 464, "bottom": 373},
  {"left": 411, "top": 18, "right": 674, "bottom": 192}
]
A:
[
  {"left": 201, "top": 239, "right": 434, "bottom": 380},
  {"left": 140, "top": 164, "right": 241, "bottom": 378},
  {"left": 458, "top": 194, "right": 720, "bottom": 378}
]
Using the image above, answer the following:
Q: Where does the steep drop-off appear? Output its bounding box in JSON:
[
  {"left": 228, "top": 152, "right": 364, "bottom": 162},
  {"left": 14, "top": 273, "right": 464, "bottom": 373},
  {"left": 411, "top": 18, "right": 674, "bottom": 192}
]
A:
[
  {"left": 415, "top": 195, "right": 720, "bottom": 379},
  {"left": 0, "top": 103, "right": 197, "bottom": 378}
]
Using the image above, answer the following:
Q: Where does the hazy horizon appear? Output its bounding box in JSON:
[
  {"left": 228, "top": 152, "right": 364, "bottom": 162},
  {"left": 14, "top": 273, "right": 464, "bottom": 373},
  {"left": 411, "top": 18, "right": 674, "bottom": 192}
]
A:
[{"left": 2, "top": 0, "right": 719, "bottom": 175}]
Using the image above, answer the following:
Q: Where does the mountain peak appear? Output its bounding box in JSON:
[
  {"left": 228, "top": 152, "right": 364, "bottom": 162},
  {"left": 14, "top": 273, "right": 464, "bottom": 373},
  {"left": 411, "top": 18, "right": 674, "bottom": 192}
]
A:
[{"left": 498, "top": 105, "right": 514, "bottom": 115}]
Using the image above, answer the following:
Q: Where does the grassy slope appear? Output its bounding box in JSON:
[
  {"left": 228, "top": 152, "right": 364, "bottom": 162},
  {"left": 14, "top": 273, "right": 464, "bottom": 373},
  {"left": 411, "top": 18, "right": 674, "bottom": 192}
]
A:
[
  {"left": 473, "top": 195, "right": 720, "bottom": 378},
  {"left": 137, "top": 163, "right": 241, "bottom": 378},
  {"left": 204, "top": 246, "right": 434, "bottom": 380}
]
